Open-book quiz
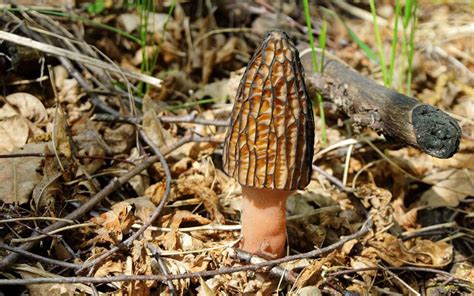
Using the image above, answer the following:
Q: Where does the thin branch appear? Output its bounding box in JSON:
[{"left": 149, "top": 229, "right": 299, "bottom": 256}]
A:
[
  {"left": 0, "top": 217, "right": 74, "bottom": 224},
  {"left": 232, "top": 249, "right": 298, "bottom": 284},
  {"left": 10, "top": 18, "right": 120, "bottom": 116},
  {"left": 0, "top": 30, "right": 162, "bottom": 88},
  {"left": 0, "top": 218, "right": 372, "bottom": 285},
  {"left": 312, "top": 165, "right": 354, "bottom": 192},
  {"left": 77, "top": 129, "right": 174, "bottom": 274},
  {"left": 0, "top": 152, "right": 135, "bottom": 164},
  {"left": 327, "top": 266, "right": 459, "bottom": 281},
  {"left": 0, "top": 243, "right": 81, "bottom": 269},
  {"left": 10, "top": 222, "right": 95, "bottom": 244},
  {"left": 0, "top": 134, "right": 194, "bottom": 270},
  {"left": 147, "top": 243, "right": 177, "bottom": 296},
  {"left": 92, "top": 113, "right": 229, "bottom": 127}
]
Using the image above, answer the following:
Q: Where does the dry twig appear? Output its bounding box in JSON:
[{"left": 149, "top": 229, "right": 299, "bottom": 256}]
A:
[
  {"left": 0, "top": 30, "right": 162, "bottom": 88},
  {"left": 0, "top": 218, "right": 373, "bottom": 285},
  {"left": 0, "top": 134, "right": 194, "bottom": 270}
]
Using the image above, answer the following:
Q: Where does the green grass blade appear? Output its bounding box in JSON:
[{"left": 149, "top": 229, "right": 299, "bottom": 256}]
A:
[
  {"left": 149, "top": 0, "right": 176, "bottom": 74},
  {"left": 318, "top": 19, "right": 327, "bottom": 73},
  {"left": 346, "top": 27, "right": 378, "bottom": 61},
  {"left": 3, "top": 7, "right": 142, "bottom": 44},
  {"left": 302, "top": 0, "right": 319, "bottom": 72},
  {"left": 403, "top": 0, "right": 414, "bottom": 28},
  {"left": 322, "top": 7, "right": 378, "bottom": 62},
  {"left": 166, "top": 97, "right": 218, "bottom": 111},
  {"left": 302, "top": 0, "right": 326, "bottom": 143},
  {"left": 388, "top": 0, "right": 401, "bottom": 88},
  {"left": 405, "top": 1, "right": 418, "bottom": 96},
  {"left": 369, "top": 0, "right": 388, "bottom": 86},
  {"left": 317, "top": 19, "right": 328, "bottom": 144}
]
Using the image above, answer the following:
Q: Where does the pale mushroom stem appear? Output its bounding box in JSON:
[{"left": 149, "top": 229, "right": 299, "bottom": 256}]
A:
[{"left": 240, "top": 186, "right": 295, "bottom": 259}]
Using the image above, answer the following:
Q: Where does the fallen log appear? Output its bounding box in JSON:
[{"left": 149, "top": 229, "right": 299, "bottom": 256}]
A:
[{"left": 302, "top": 54, "right": 461, "bottom": 159}]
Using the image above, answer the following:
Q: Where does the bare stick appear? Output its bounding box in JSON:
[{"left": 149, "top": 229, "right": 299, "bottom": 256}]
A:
[
  {"left": 0, "top": 218, "right": 372, "bottom": 285},
  {"left": 312, "top": 164, "right": 354, "bottom": 192},
  {"left": 232, "top": 249, "right": 298, "bottom": 284},
  {"left": 77, "top": 130, "right": 173, "bottom": 274},
  {"left": 0, "top": 30, "right": 162, "bottom": 88},
  {"left": 147, "top": 243, "right": 177, "bottom": 296},
  {"left": 0, "top": 243, "right": 81, "bottom": 269},
  {"left": 327, "top": 266, "right": 459, "bottom": 281},
  {"left": 0, "top": 135, "right": 193, "bottom": 270},
  {"left": 0, "top": 152, "right": 134, "bottom": 164},
  {"left": 92, "top": 113, "right": 229, "bottom": 127}
]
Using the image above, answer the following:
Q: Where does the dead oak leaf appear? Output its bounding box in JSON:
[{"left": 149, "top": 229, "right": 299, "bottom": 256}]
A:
[
  {"left": 5, "top": 92, "right": 48, "bottom": 124},
  {"left": 0, "top": 142, "right": 46, "bottom": 204},
  {"left": 176, "top": 172, "right": 225, "bottom": 223},
  {"left": 0, "top": 115, "right": 29, "bottom": 153},
  {"left": 94, "top": 260, "right": 124, "bottom": 277},
  {"left": 14, "top": 264, "right": 91, "bottom": 296},
  {"left": 128, "top": 241, "right": 155, "bottom": 294},
  {"left": 142, "top": 108, "right": 175, "bottom": 149},
  {"left": 364, "top": 233, "right": 453, "bottom": 267},
  {"left": 144, "top": 181, "right": 174, "bottom": 205},
  {"left": 421, "top": 168, "right": 473, "bottom": 208},
  {"left": 163, "top": 210, "right": 212, "bottom": 229},
  {"left": 405, "top": 238, "right": 454, "bottom": 267},
  {"left": 293, "top": 258, "right": 327, "bottom": 289},
  {"left": 103, "top": 124, "right": 135, "bottom": 154},
  {"left": 89, "top": 201, "right": 135, "bottom": 245}
]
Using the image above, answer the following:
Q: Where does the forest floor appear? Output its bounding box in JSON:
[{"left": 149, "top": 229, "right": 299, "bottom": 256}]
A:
[{"left": 0, "top": 1, "right": 473, "bottom": 295}]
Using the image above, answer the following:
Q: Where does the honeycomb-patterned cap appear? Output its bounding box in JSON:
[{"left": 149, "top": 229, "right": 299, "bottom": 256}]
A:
[{"left": 223, "top": 31, "right": 315, "bottom": 190}]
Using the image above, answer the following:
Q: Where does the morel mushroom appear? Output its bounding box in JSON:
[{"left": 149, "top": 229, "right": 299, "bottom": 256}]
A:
[{"left": 223, "top": 31, "right": 315, "bottom": 258}]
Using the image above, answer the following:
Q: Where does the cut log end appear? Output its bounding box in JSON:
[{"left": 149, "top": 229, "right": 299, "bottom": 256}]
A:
[{"left": 412, "top": 104, "right": 461, "bottom": 159}]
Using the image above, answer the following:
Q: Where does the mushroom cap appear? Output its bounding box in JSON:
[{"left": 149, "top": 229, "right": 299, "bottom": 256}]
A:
[{"left": 223, "top": 31, "right": 315, "bottom": 190}]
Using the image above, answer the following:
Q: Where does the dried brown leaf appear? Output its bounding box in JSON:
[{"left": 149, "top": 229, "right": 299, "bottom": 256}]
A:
[
  {"left": 215, "top": 37, "right": 238, "bottom": 64},
  {"left": 406, "top": 238, "right": 454, "bottom": 267},
  {"left": 15, "top": 264, "right": 91, "bottom": 296},
  {"left": 145, "top": 181, "right": 173, "bottom": 205},
  {"left": 124, "top": 196, "right": 156, "bottom": 223},
  {"left": 103, "top": 124, "right": 135, "bottom": 154},
  {"left": 365, "top": 233, "right": 453, "bottom": 267},
  {"left": 89, "top": 201, "right": 135, "bottom": 245},
  {"left": 294, "top": 259, "right": 326, "bottom": 289},
  {"left": 193, "top": 69, "right": 243, "bottom": 103},
  {"left": 0, "top": 143, "right": 45, "bottom": 204},
  {"left": 176, "top": 172, "right": 225, "bottom": 223},
  {"left": 5, "top": 92, "right": 47, "bottom": 124},
  {"left": 421, "top": 168, "right": 473, "bottom": 207},
  {"left": 94, "top": 260, "right": 124, "bottom": 277},
  {"left": 53, "top": 65, "right": 68, "bottom": 88},
  {"left": 161, "top": 258, "right": 190, "bottom": 294},
  {"left": 130, "top": 241, "right": 155, "bottom": 293},
  {"left": 143, "top": 108, "right": 175, "bottom": 149},
  {"left": 74, "top": 120, "right": 106, "bottom": 175},
  {"left": 165, "top": 210, "right": 212, "bottom": 229},
  {"left": 392, "top": 195, "right": 419, "bottom": 230},
  {"left": 433, "top": 151, "right": 474, "bottom": 171},
  {"left": 198, "top": 276, "right": 216, "bottom": 296},
  {"left": 292, "top": 286, "right": 322, "bottom": 296},
  {"left": 350, "top": 256, "right": 378, "bottom": 284},
  {"left": 58, "top": 79, "right": 82, "bottom": 104},
  {"left": 0, "top": 115, "right": 29, "bottom": 153},
  {"left": 122, "top": 148, "right": 149, "bottom": 196}
]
